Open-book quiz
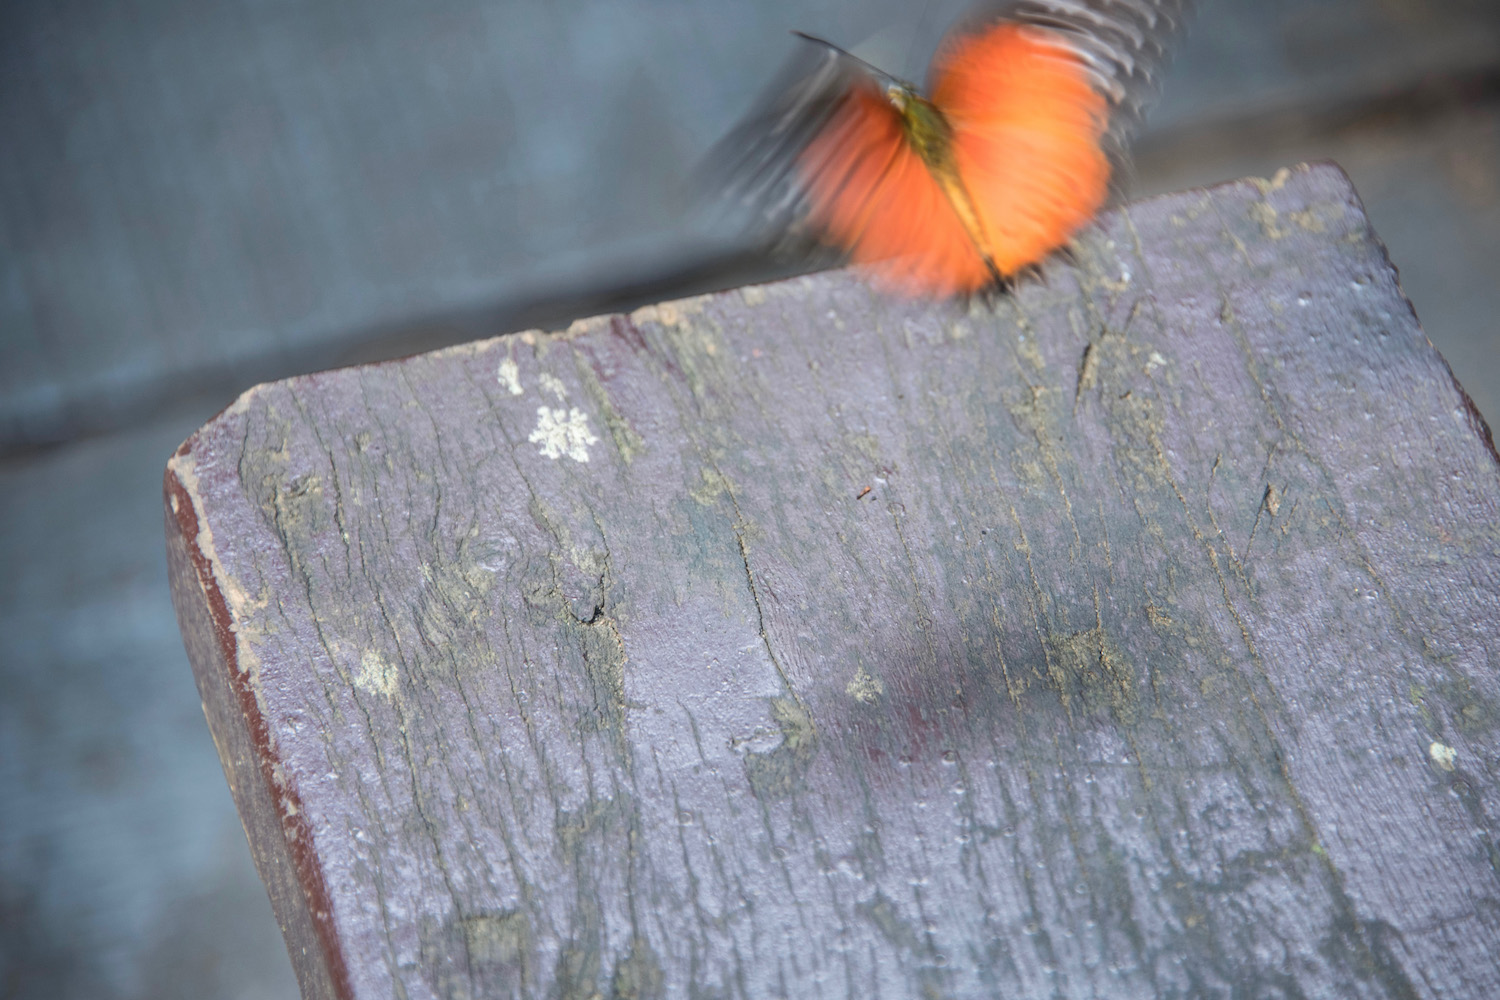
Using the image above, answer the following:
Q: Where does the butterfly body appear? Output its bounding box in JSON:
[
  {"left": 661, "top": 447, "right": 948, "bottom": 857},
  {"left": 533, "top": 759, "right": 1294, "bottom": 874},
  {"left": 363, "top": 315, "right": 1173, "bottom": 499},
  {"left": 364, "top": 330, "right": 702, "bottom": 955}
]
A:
[{"left": 874, "top": 77, "right": 1007, "bottom": 286}]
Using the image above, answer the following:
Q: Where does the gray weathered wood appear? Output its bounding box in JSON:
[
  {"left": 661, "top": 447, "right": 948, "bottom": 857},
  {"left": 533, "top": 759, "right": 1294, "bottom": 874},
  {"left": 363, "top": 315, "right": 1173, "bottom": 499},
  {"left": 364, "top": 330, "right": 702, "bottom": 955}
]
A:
[{"left": 166, "top": 164, "right": 1500, "bottom": 999}]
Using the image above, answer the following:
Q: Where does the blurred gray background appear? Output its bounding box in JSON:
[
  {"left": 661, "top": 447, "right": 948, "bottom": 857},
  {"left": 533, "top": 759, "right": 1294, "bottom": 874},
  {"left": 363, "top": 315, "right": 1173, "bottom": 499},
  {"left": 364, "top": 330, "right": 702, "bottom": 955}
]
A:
[{"left": 2, "top": 0, "right": 1496, "bottom": 995}]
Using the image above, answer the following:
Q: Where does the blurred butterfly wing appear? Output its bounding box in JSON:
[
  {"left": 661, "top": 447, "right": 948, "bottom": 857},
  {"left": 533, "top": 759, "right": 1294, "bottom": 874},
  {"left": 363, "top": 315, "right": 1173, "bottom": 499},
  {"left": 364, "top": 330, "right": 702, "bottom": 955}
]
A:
[
  {"left": 799, "top": 84, "right": 997, "bottom": 296},
  {"left": 921, "top": 0, "right": 1194, "bottom": 280},
  {"left": 700, "top": 1, "right": 1194, "bottom": 295},
  {"left": 929, "top": 23, "right": 1113, "bottom": 278},
  {"left": 977, "top": 0, "right": 1194, "bottom": 158},
  {"left": 697, "top": 39, "right": 875, "bottom": 250}
]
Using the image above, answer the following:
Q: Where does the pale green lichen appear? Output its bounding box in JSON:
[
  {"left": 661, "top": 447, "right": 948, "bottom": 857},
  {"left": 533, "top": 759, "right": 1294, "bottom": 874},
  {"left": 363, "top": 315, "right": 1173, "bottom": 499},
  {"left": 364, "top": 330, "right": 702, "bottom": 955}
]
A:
[
  {"left": 846, "top": 665, "right": 885, "bottom": 704},
  {"left": 744, "top": 697, "right": 817, "bottom": 799},
  {"left": 354, "top": 649, "right": 399, "bottom": 700},
  {"left": 497, "top": 358, "right": 524, "bottom": 396},
  {"left": 529, "top": 407, "right": 599, "bottom": 462}
]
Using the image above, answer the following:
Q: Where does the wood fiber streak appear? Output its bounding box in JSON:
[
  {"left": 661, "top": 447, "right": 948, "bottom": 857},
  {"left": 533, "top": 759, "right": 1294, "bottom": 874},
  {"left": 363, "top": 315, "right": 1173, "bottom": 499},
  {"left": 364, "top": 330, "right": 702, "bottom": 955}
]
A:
[{"left": 165, "top": 164, "right": 1500, "bottom": 999}]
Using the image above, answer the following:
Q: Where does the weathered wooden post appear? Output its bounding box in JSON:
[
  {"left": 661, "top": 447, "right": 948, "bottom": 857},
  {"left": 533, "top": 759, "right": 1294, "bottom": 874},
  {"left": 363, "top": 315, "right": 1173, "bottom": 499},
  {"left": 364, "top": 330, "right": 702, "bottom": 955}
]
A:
[{"left": 166, "top": 164, "right": 1500, "bottom": 999}]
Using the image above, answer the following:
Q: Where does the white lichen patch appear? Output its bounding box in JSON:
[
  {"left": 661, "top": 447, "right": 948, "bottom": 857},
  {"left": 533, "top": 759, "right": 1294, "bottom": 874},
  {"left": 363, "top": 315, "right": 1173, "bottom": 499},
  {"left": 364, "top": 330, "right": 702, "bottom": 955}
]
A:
[
  {"left": 1429, "top": 741, "right": 1458, "bottom": 772},
  {"left": 846, "top": 665, "right": 885, "bottom": 704},
  {"left": 529, "top": 406, "right": 599, "bottom": 462},
  {"left": 538, "top": 373, "right": 568, "bottom": 399},
  {"left": 355, "top": 649, "right": 399, "bottom": 700},
  {"left": 497, "top": 358, "right": 523, "bottom": 395},
  {"left": 1145, "top": 351, "right": 1168, "bottom": 373}
]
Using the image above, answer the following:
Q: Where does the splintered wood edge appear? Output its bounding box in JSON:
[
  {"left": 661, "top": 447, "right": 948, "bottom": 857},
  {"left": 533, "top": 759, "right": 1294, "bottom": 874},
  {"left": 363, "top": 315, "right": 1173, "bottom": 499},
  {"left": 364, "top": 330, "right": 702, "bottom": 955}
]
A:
[{"left": 165, "top": 447, "right": 354, "bottom": 1000}]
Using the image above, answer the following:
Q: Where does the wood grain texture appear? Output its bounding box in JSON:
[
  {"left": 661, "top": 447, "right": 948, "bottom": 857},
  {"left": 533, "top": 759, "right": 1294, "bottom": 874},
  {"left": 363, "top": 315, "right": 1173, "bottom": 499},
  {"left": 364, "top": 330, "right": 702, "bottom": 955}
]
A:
[{"left": 165, "top": 163, "right": 1500, "bottom": 999}]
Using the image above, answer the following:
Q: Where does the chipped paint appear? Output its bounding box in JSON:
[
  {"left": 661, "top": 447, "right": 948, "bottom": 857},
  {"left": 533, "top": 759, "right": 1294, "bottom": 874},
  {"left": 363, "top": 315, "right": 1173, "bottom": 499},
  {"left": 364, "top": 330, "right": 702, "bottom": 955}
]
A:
[
  {"left": 430, "top": 334, "right": 504, "bottom": 359},
  {"left": 221, "top": 381, "right": 271, "bottom": 420},
  {"left": 167, "top": 457, "right": 262, "bottom": 649},
  {"left": 631, "top": 295, "right": 709, "bottom": 328},
  {"left": 566, "top": 314, "right": 613, "bottom": 339}
]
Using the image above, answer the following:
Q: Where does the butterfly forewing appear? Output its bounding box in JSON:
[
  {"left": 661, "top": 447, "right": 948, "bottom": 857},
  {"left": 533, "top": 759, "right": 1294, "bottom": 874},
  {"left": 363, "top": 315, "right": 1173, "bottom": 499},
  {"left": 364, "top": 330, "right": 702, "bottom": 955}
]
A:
[
  {"left": 700, "top": 41, "right": 872, "bottom": 245},
  {"left": 996, "top": 0, "right": 1193, "bottom": 147}
]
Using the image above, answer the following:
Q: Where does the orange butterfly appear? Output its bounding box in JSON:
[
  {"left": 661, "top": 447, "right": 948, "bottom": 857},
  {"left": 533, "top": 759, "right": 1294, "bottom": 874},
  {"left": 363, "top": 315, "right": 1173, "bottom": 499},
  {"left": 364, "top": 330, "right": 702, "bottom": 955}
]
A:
[{"left": 713, "top": 1, "right": 1193, "bottom": 297}]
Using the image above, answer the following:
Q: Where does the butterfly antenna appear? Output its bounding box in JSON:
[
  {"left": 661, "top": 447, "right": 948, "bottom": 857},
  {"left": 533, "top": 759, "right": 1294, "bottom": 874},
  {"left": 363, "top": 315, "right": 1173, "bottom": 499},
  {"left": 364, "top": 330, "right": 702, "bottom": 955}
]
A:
[{"left": 790, "top": 31, "right": 903, "bottom": 87}]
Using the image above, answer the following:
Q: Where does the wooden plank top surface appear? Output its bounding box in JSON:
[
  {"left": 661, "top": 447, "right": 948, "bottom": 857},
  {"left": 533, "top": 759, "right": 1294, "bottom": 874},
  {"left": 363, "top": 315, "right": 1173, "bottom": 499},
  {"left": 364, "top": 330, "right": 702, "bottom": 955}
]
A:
[{"left": 165, "top": 163, "right": 1500, "bottom": 999}]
